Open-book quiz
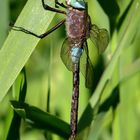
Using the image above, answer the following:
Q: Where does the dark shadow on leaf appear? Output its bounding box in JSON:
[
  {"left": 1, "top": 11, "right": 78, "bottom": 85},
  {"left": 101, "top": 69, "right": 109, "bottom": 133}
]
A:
[
  {"left": 117, "top": 0, "right": 133, "bottom": 30},
  {"left": 6, "top": 111, "right": 21, "bottom": 140},
  {"left": 78, "top": 84, "right": 120, "bottom": 134},
  {"left": 98, "top": 84, "right": 120, "bottom": 113},
  {"left": 78, "top": 103, "right": 93, "bottom": 132},
  {"left": 89, "top": 57, "right": 104, "bottom": 93},
  {"left": 98, "top": 0, "right": 120, "bottom": 35},
  {"left": 7, "top": 68, "right": 27, "bottom": 140}
]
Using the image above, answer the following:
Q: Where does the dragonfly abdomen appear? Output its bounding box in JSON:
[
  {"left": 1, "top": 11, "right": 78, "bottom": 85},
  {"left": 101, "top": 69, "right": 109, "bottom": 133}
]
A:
[{"left": 71, "top": 47, "right": 83, "bottom": 64}]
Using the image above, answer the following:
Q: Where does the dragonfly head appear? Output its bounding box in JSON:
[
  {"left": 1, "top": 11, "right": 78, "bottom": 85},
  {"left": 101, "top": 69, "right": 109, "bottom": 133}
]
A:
[{"left": 66, "top": 0, "right": 86, "bottom": 9}]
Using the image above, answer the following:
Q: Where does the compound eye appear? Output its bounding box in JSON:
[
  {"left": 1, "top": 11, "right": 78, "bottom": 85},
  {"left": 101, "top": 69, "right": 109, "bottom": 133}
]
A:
[{"left": 66, "top": 0, "right": 86, "bottom": 9}]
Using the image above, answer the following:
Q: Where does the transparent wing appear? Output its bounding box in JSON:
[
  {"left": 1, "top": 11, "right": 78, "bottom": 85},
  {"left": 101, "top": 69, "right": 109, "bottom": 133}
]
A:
[
  {"left": 60, "top": 38, "right": 73, "bottom": 71},
  {"left": 90, "top": 24, "right": 109, "bottom": 54},
  {"left": 80, "top": 42, "right": 94, "bottom": 89},
  {"left": 61, "top": 39, "right": 94, "bottom": 89}
]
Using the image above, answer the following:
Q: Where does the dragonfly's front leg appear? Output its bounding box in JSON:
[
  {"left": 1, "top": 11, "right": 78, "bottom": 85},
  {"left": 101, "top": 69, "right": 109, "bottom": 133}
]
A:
[
  {"left": 41, "top": 0, "right": 66, "bottom": 14},
  {"left": 10, "top": 19, "right": 65, "bottom": 39}
]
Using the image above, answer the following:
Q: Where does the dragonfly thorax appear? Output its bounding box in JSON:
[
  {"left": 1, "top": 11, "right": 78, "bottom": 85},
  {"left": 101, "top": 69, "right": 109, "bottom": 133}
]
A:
[
  {"left": 71, "top": 47, "right": 83, "bottom": 64},
  {"left": 66, "top": 8, "right": 88, "bottom": 39}
]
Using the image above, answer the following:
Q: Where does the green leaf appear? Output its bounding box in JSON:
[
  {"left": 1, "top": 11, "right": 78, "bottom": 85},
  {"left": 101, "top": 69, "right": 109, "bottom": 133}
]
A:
[
  {"left": 0, "top": 0, "right": 56, "bottom": 102},
  {"left": 113, "top": 16, "right": 140, "bottom": 139},
  {"left": 87, "top": 111, "right": 112, "bottom": 140},
  {"left": 12, "top": 68, "right": 27, "bottom": 101},
  {"left": 0, "top": 0, "right": 9, "bottom": 48},
  {"left": 2, "top": 69, "right": 27, "bottom": 140},
  {"left": 11, "top": 101, "right": 70, "bottom": 138},
  {"left": 90, "top": 0, "right": 140, "bottom": 110},
  {"left": 79, "top": 0, "right": 140, "bottom": 133}
]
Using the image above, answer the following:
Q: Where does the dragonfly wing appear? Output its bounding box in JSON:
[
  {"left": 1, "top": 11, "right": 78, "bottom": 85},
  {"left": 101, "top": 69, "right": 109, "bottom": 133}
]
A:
[
  {"left": 60, "top": 38, "right": 73, "bottom": 71},
  {"left": 80, "top": 42, "right": 94, "bottom": 89},
  {"left": 90, "top": 24, "right": 109, "bottom": 54},
  {"left": 61, "top": 39, "right": 94, "bottom": 88}
]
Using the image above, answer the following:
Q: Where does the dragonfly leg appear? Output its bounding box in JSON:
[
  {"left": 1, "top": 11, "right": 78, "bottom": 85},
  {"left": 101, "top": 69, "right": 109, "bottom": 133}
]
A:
[
  {"left": 41, "top": 0, "right": 66, "bottom": 14},
  {"left": 10, "top": 19, "right": 65, "bottom": 39},
  {"left": 55, "top": 0, "right": 67, "bottom": 8}
]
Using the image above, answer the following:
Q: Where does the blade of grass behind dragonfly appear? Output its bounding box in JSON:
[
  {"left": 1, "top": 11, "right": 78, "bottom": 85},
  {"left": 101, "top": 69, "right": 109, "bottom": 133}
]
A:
[
  {"left": 2, "top": 69, "right": 27, "bottom": 140},
  {"left": 10, "top": 101, "right": 70, "bottom": 139},
  {"left": 0, "top": 0, "right": 57, "bottom": 102},
  {"left": 78, "top": 0, "right": 140, "bottom": 132},
  {"left": 44, "top": 27, "right": 53, "bottom": 140},
  {"left": 0, "top": 0, "right": 9, "bottom": 48},
  {"left": 89, "top": 0, "right": 140, "bottom": 109}
]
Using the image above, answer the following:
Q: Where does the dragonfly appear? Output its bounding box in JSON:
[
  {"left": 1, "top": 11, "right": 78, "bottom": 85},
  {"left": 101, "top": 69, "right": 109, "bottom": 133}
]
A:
[{"left": 10, "top": 0, "right": 109, "bottom": 139}]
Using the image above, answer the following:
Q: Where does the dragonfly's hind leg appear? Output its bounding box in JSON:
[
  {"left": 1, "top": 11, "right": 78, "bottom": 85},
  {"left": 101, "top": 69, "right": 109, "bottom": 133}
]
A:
[
  {"left": 55, "top": 0, "right": 67, "bottom": 8},
  {"left": 9, "top": 19, "right": 65, "bottom": 39},
  {"left": 41, "top": 0, "right": 66, "bottom": 14}
]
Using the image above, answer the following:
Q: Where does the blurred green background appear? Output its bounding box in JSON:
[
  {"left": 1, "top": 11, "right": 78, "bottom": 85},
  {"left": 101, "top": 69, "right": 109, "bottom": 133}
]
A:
[{"left": 0, "top": 0, "right": 140, "bottom": 140}]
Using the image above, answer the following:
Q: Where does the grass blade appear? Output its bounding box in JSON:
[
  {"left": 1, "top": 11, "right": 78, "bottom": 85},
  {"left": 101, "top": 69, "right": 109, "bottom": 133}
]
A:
[
  {"left": 11, "top": 101, "right": 70, "bottom": 138},
  {"left": 0, "top": 0, "right": 56, "bottom": 102},
  {"left": 79, "top": 0, "right": 140, "bottom": 132}
]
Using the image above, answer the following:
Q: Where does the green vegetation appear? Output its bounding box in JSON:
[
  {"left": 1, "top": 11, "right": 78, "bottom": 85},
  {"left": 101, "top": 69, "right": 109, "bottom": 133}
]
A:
[{"left": 0, "top": 0, "right": 140, "bottom": 140}]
